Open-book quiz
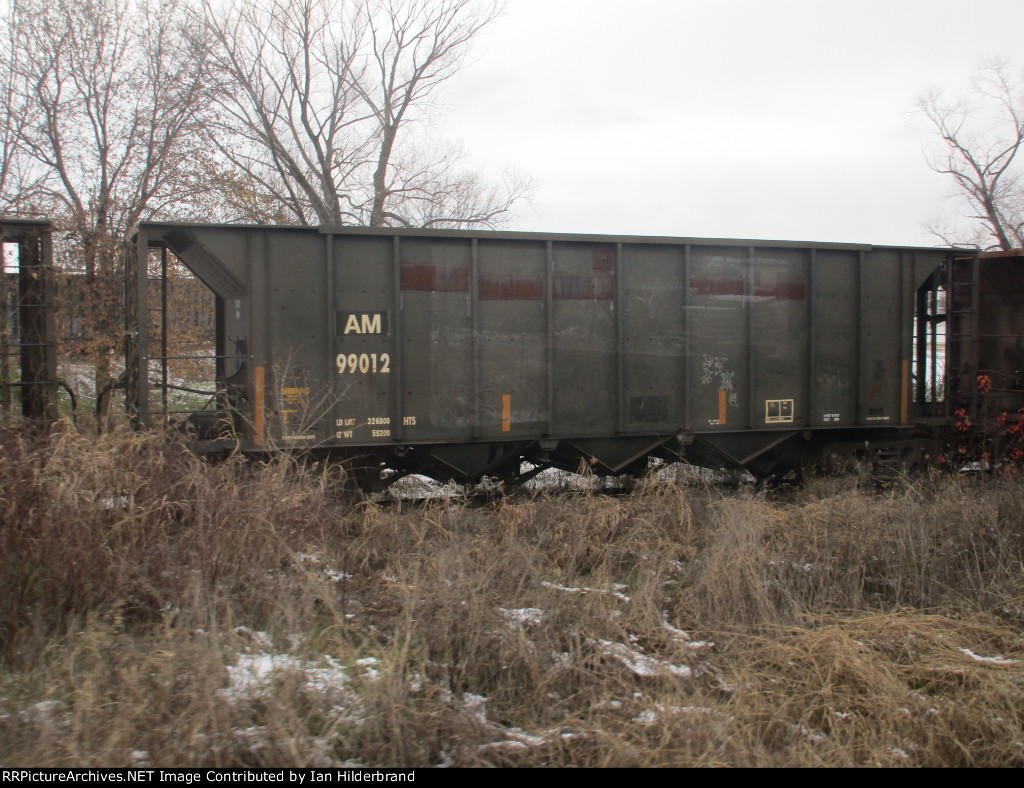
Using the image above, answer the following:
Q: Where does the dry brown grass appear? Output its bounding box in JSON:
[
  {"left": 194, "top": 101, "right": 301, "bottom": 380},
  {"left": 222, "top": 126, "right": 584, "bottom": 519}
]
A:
[{"left": 1, "top": 423, "right": 1023, "bottom": 766}]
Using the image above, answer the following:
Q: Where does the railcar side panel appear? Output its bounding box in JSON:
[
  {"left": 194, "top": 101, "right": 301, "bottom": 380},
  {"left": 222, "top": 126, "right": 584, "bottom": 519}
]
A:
[
  {"left": 686, "top": 246, "right": 750, "bottom": 431},
  {"left": 810, "top": 249, "right": 859, "bottom": 427},
  {"left": 551, "top": 241, "right": 617, "bottom": 436},
  {"left": 750, "top": 247, "right": 810, "bottom": 430},
  {"left": 398, "top": 236, "right": 474, "bottom": 441},
  {"left": 621, "top": 243, "right": 685, "bottom": 433},
  {"left": 332, "top": 235, "right": 394, "bottom": 446},
  {"left": 265, "top": 230, "right": 329, "bottom": 444},
  {"left": 476, "top": 239, "right": 548, "bottom": 438},
  {"left": 859, "top": 248, "right": 903, "bottom": 427}
]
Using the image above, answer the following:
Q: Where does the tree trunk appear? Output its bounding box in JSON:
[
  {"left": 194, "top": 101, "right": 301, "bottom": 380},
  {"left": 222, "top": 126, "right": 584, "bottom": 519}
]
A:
[{"left": 370, "top": 125, "right": 398, "bottom": 227}]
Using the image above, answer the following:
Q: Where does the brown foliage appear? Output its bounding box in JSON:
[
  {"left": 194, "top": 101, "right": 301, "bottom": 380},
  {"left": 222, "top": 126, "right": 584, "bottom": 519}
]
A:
[{"left": 1, "top": 430, "right": 1022, "bottom": 766}]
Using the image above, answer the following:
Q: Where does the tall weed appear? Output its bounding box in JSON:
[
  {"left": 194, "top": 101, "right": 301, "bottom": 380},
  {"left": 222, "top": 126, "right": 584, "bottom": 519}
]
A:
[{"left": 2, "top": 427, "right": 1022, "bottom": 766}]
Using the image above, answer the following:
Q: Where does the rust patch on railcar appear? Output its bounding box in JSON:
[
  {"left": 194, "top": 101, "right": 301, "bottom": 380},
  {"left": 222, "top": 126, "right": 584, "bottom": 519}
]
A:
[
  {"left": 755, "top": 281, "right": 807, "bottom": 300},
  {"left": 592, "top": 246, "right": 615, "bottom": 272},
  {"left": 400, "top": 264, "right": 469, "bottom": 292},
  {"left": 479, "top": 277, "right": 543, "bottom": 300}
]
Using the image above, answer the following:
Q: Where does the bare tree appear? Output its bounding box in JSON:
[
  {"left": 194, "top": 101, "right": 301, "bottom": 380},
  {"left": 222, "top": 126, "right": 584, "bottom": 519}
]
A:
[
  {"left": 203, "top": 0, "right": 527, "bottom": 228},
  {"left": 17, "top": 0, "right": 211, "bottom": 260},
  {"left": 202, "top": 0, "right": 372, "bottom": 225},
  {"left": 383, "top": 138, "right": 532, "bottom": 228},
  {"left": 12, "top": 0, "right": 211, "bottom": 411},
  {"left": 353, "top": 0, "right": 499, "bottom": 227},
  {"left": 0, "top": 1, "right": 47, "bottom": 214},
  {"left": 920, "top": 60, "right": 1024, "bottom": 250}
]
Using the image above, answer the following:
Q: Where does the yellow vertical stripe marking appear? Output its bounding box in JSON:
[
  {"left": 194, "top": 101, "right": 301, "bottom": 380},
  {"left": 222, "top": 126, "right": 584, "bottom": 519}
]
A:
[
  {"left": 502, "top": 394, "right": 511, "bottom": 432},
  {"left": 900, "top": 359, "right": 910, "bottom": 425},
  {"left": 719, "top": 389, "right": 727, "bottom": 426},
  {"left": 254, "top": 366, "right": 265, "bottom": 447}
]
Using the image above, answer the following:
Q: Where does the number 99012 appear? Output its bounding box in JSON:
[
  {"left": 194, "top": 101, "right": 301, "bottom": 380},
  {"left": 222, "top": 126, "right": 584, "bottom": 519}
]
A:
[{"left": 336, "top": 352, "right": 391, "bottom": 374}]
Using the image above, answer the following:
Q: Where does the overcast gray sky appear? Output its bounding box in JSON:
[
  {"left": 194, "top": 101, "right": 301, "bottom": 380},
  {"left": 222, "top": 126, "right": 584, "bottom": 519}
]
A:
[{"left": 439, "top": 0, "right": 1024, "bottom": 246}]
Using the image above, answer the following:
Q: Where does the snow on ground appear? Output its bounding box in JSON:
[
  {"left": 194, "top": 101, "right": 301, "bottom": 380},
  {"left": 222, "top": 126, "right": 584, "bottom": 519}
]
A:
[
  {"left": 376, "top": 461, "right": 724, "bottom": 501},
  {"left": 149, "top": 545, "right": 1020, "bottom": 764},
  {"left": 959, "top": 648, "right": 1019, "bottom": 665},
  {"left": 222, "top": 626, "right": 377, "bottom": 706},
  {"left": 591, "top": 638, "right": 693, "bottom": 679},
  {"left": 632, "top": 705, "right": 720, "bottom": 725},
  {"left": 542, "top": 580, "right": 631, "bottom": 603},
  {"left": 499, "top": 607, "right": 545, "bottom": 626}
]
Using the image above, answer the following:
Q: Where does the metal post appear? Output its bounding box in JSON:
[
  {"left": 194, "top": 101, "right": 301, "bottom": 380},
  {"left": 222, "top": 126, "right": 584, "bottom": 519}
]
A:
[
  {"left": 136, "top": 230, "right": 150, "bottom": 427},
  {"left": 0, "top": 243, "right": 10, "bottom": 414},
  {"left": 161, "top": 244, "right": 169, "bottom": 421}
]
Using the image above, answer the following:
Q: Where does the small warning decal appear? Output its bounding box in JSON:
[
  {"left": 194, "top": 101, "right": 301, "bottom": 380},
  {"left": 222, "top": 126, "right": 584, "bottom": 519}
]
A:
[{"left": 765, "top": 399, "right": 794, "bottom": 424}]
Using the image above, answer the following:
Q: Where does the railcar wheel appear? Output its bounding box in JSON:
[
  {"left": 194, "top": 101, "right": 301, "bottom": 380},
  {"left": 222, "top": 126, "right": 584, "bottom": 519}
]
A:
[{"left": 798, "top": 442, "right": 859, "bottom": 481}]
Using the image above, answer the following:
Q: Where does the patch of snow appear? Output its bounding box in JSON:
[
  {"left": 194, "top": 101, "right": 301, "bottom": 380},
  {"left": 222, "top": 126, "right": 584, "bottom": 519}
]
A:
[
  {"left": 305, "top": 656, "right": 356, "bottom": 692},
  {"left": 479, "top": 740, "right": 529, "bottom": 751},
  {"left": 786, "top": 723, "right": 827, "bottom": 743},
  {"left": 295, "top": 553, "right": 351, "bottom": 583},
  {"left": 462, "top": 692, "right": 488, "bottom": 724},
  {"left": 959, "top": 648, "right": 1019, "bottom": 665},
  {"left": 222, "top": 651, "right": 358, "bottom": 701},
  {"left": 99, "top": 495, "right": 131, "bottom": 510},
  {"left": 500, "top": 607, "right": 545, "bottom": 626},
  {"left": 504, "top": 728, "right": 546, "bottom": 747},
  {"left": 592, "top": 638, "right": 692, "bottom": 679},
  {"left": 542, "top": 580, "right": 631, "bottom": 603},
  {"left": 233, "top": 626, "right": 273, "bottom": 650},
  {"left": 354, "top": 656, "right": 381, "bottom": 681},
  {"left": 435, "top": 750, "right": 455, "bottom": 768},
  {"left": 223, "top": 653, "right": 298, "bottom": 700},
  {"left": 632, "top": 705, "right": 717, "bottom": 725},
  {"left": 478, "top": 723, "right": 581, "bottom": 753},
  {"left": 15, "top": 700, "right": 71, "bottom": 733},
  {"left": 661, "top": 618, "right": 690, "bottom": 641}
]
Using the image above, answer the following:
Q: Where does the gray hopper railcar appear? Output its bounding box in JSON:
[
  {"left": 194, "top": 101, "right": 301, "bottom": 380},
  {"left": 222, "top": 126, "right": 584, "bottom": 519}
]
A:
[{"left": 126, "top": 222, "right": 1024, "bottom": 486}]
